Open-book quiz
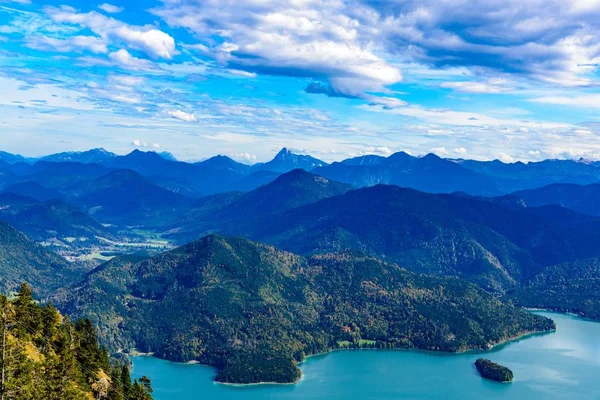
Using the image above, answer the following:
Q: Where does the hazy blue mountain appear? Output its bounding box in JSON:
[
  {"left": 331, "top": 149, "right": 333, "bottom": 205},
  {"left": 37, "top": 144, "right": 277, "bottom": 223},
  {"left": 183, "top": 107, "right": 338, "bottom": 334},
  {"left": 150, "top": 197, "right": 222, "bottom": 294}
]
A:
[
  {"left": 252, "top": 148, "right": 328, "bottom": 173},
  {"left": 315, "top": 152, "right": 500, "bottom": 196},
  {"left": 0, "top": 197, "right": 117, "bottom": 243},
  {"left": 1, "top": 181, "right": 64, "bottom": 202},
  {"left": 457, "top": 158, "right": 600, "bottom": 192},
  {"left": 70, "top": 169, "right": 193, "bottom": 224},
  {"left": 168, "top": 170, "right": 353, "bottom": 241},
  {"left": 158, "top": 151, "right": 178, "bottom": 161},
  {"left": 104, "top": 150, "right": 252, "bottom": 197},
  {"left": 512, "top": 183, "right": 600, "bottom": 216},
  {"left": 101, "top": 149, "right": 182, "bottom": 176},
  {"left": 40, "top": 148, "right": 116, "bottom": 164},
  {"left": 0, "top": 150, "right": 35, "bottom": 164},
  {"left": 223, "top": 170, "right": 280, "bottom": 192},
  {"left": 14, "top": 161, "right": 111, "bottom": 189},
  {"left": 231, "top": 185, "right": 600, "bottom": 291},
  {"left": 219, "top": 169, "right": 352, "bottom": 219},
  {"left": 195, "top": 155, "right": 252, "bottom": 174},
  {"left": 341, "top": 154, "right": 387, "bottom": 166},
  {"left": 0, "top": 192, "right": 39, "bottom": 208}
]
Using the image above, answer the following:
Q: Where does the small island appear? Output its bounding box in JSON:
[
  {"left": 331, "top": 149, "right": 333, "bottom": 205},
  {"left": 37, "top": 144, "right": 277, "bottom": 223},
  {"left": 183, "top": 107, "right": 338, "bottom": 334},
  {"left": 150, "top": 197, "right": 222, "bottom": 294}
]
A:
[{"left": 475, "top": 359, "right": 514, "bottom": 383}]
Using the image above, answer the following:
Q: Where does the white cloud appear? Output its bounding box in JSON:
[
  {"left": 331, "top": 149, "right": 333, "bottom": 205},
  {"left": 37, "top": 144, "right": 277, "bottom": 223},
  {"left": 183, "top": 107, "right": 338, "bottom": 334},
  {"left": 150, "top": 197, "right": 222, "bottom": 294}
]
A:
[
  {"left": 430, "top": 147, "right": 450, "bottom": 156},
  {"left": 152, "top": 143, "right": 161, "bottom": 148},
  {"left": 109, "top": 74, "right": 144, "bottom": 86},
  {"left": 109, "top": 49, "right": 154, "bottom": 70},
  {"left": 454, "top": 147, "right": 467, "bottom": 155},
  {"left": 233, "top": 152, "right": 257, "bottom": 162},
  {"left": 98, "top": 3, "right": 123, "bottom": 14},
  {"left": 45, "top": 6, "right": 176, "bottom": 59},
  {"left": 25, "top": 35, "right": 108, "bottom": 54},
  {"left": 168, "top": 110, "right": 196, "bottom": 122},
  {"left": 529, "top": 94, "right": 600, "bottom": 109},
  {"left": 227, "top": 69, "right": 257, "bottom": 78},
  {"left": 440, "top": 79, "right": 513, "bottom": 94},
  {"left": 151, "top": 0, "right": 402, "bottom": 96},
  {"left": 362, "top": 103, "right": 571, "bottom": 130},
  {"left": 131, "top": 139, "right": 147, "bottom": 147}
]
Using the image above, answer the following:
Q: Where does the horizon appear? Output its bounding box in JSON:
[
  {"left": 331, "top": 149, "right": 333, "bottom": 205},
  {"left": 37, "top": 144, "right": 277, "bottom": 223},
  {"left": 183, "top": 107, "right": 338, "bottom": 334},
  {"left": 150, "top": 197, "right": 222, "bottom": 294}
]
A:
[
  {"left": 1, "top": 1, "right": 600, "bottom": 163},
  {"left": 2, "top": 145, "right": 600, "bottom": 166}
]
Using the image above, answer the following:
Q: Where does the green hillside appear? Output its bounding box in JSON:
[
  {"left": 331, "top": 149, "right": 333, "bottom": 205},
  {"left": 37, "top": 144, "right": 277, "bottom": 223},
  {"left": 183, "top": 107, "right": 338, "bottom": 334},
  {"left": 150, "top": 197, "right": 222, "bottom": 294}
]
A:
[
  {"left": 55, "top": 235, "right": 555, "bottom": 384},
  {"left": 0, "top": 283, "right": 152, "bottom": 400}
]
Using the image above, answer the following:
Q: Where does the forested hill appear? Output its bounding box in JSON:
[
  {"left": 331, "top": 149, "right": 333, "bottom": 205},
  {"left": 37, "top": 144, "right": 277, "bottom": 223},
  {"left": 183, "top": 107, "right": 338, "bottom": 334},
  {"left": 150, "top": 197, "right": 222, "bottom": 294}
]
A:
[
  {"left": 0, "top": 221, "right": 77, "bottom": 296},
  {"left": 508, "top": 257, "right": 600, "bottom": 320},
  {"left": 55, "top": 235, "right": 555, "bottom": 384},
  {"left": 236, "top": 184, "right": 600, "bottom": 291},
  {"left": 0, "top": 283, "right": 153, "bottom": 399}
]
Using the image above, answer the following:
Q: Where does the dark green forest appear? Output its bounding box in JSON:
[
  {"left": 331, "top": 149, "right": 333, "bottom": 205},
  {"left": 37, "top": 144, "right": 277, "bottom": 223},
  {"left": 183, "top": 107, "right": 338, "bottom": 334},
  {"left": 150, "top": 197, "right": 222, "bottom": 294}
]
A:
[
  {"left": 55, "top": 235, "right": 555, "bottom": 384},
  {"left": 475, "top": 358, "right": 514, "bottom": 382}
]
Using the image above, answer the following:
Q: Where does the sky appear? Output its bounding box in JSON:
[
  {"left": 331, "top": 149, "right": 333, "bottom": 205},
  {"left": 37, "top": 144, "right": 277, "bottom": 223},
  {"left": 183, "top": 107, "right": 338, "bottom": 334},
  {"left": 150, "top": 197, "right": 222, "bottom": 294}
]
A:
[{"left": 0, "top": 0, "right": 599, "bottom": 163}]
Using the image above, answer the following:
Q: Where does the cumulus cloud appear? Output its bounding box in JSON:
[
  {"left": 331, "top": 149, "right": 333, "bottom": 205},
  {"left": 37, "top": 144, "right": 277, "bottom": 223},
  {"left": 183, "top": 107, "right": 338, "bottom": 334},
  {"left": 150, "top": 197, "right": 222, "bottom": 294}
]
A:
[
  {"left": 149, "top": 0, "right": 600, "bottom": 89},
  {"left": 233, "top": 152, "right": 257, "bottom": 163},
  {"left": 151, "top": 0, "right": 402, "bottom": 96},
  {"left": 366, "top": 0, "right": 600, "bottom": 87},
  {"left": 45, "top": 6, "right": 176, "bottom": 59},
  {"left": 98, "top": 3, "right": 123, "bottom": 14},
  {"left": 131, "top": 139, "right": 147, "bottom": 147},
  {"left": 168, "top": 110, "right": 196, "bottom": 122}
]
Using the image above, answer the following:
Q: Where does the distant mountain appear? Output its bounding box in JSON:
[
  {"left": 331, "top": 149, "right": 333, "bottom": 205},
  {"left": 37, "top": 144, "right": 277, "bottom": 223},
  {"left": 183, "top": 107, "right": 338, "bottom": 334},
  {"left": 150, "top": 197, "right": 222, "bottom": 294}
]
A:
[
  {"left": 0, "top": 198, "right": 117, "bottom": 243},
  {"left": 0, "top": 221, "right": 75, "bottom": 295},
  {"left": 234, "top": 185, "right": 600, "bottom": 291},
  {"left": 70, "top": 169, "right": 193, "bottom": 224},
  {"left": 315, "top": 152, "right": 501, "bottom": 196},
  {"left": 223, "top": 170, "right": 280, "bottom": 192},
  {"left": 13, "top": 161, "right": 110, "bottom": 189},
  {"left": 1, "top": 181, "right": 64, "bottom": 202},
  {"left": 103, "top": 150, "right": 248, "bottom": 197},
  {"left": 512, "top": 183, "right": 600, "bottom": 216},
  {"left": 0, "top": 150, "right": 35, "bottom": 164},
  {"left": 168, "top": 170, "right": 352, "bottom": 240},
  {"left": 158, "top": 151, "right": 177, "bottom": 161},
  {"left": 196, "top": 155, "right": 251, "bottom": 174},
  {"left": 457, "top": 158, "right": 600, "bottom": 192},
  {"left": 341, "top": 154, "right": 387, "bottom": 167},
  {"left": 41, "top": 148, "right": 116, "bottom": 164},
  {"left": 101, "top": 150, "right": 179, "bottom": 176},
  {"left": 252, "top": 148, "right": 328, "bottom": 173},
  {"left": 220, "top": 169, "right": 352, "bottom": 219},
  {"left": 55, "top": 235, "right": 554, "bottom": 384}
]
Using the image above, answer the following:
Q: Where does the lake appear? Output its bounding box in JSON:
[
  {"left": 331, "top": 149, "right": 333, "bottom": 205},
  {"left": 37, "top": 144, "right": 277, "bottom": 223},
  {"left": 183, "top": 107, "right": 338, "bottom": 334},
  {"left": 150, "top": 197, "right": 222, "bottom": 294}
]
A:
[{"left": 132, "top": 312, "right": 600, "bottom": 399}]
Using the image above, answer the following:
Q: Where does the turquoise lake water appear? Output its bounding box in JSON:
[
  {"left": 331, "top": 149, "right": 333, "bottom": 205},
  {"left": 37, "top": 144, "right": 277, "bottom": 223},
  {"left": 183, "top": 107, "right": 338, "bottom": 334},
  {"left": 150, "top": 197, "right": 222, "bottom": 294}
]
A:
[{"left": 132, "top": 312, "right": 600, "bottom": 399}]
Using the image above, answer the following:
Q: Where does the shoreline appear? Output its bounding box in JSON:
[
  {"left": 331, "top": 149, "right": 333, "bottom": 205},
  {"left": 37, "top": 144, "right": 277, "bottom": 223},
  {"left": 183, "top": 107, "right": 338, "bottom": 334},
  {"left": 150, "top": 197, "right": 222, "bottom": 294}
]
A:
[{"left": 130, "top": 319, "right": 559, "bottom": 387}]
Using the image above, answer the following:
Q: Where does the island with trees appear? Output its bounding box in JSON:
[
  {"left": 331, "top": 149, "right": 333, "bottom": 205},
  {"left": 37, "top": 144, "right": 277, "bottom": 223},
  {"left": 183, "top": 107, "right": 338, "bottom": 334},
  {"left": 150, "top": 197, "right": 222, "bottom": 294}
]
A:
[{"left": 475, "top": 358, "right": 514, "bottom": 383}]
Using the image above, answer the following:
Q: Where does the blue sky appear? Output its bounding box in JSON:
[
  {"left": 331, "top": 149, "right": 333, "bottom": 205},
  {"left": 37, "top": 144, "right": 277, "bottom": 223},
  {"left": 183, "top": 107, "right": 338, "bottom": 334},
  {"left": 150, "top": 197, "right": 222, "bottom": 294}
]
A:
[{"left": 0, "top": 0, "right": 599, "bottom": 162}]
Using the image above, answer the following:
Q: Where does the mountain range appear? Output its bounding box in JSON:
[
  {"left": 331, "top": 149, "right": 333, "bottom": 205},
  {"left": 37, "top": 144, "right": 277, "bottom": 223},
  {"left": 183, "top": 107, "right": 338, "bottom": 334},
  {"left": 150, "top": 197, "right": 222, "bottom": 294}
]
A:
[
  {"left": 2, "top": 147, "right": 600, "bottom": 202},
  {"left": 0, "top": 145, "right": 600, "bottom": 386}
]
